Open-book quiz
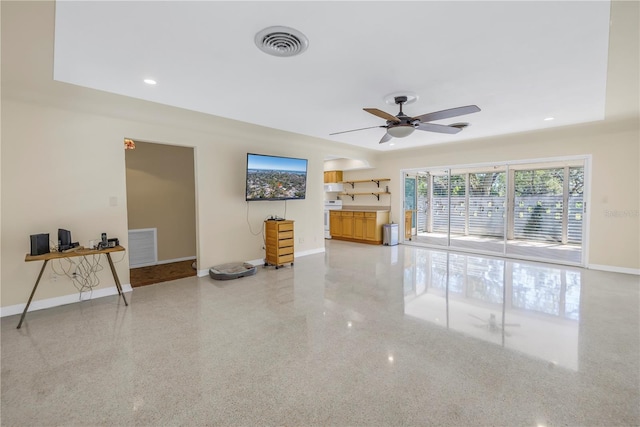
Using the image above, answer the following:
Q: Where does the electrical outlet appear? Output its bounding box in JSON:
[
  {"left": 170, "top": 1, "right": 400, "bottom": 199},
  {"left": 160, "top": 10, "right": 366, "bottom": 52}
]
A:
[
  {"left": 299, "top": 237, "right": 305, "bottom": 243},
  {"left": 49, "top": 273, "right": 57, "bottom": 282}
]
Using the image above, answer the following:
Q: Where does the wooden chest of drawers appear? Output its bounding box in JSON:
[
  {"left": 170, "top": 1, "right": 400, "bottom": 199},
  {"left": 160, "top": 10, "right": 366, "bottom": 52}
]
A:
[{"left": 264, "top": 220, "right": 294, "bottom": 269}]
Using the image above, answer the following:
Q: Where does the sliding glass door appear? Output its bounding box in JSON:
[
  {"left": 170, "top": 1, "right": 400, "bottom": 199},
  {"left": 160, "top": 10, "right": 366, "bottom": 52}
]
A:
[
  {"left": 403, "top": 159, "right": 586, "bottom": 265},
  {"left": 506, "top": 165, "right": 584, "bottom": 263}
]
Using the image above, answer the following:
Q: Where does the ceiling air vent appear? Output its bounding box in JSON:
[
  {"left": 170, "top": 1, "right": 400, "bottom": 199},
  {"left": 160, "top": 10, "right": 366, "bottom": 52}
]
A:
[{"left": 255, "top": 26, "right": 309, "bottom": 57}]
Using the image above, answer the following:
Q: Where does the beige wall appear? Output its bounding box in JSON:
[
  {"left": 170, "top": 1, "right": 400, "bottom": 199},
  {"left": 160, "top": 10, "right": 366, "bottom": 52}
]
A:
[
  {"left": 1, "top": 1, "right": 637, "bottom": 313},
  {"left": 1, "top": 1, "right": 376, "bottom": 309},
  {"left": 0, "top": 93, "right": 368, "bottom": 308},
  {"left": 125, "top": 141, "right": 196, "bottom": 262}
]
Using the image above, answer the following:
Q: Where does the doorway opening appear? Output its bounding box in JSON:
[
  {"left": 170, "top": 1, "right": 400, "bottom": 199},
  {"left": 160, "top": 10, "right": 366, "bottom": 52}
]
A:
[{"left": 125, "top": 140, "right": 198, "bottom": 287}]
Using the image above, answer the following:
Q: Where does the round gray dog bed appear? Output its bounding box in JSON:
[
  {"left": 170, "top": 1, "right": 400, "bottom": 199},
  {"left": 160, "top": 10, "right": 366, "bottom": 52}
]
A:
[{"left": 209, "top": 262, "right": 257, "bottom": 280}]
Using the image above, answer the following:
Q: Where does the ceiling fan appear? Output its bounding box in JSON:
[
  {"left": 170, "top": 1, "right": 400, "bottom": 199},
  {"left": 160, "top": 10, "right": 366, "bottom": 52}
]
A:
[{"left": 331, "top": 96, "right": 481, "bottom": 144}]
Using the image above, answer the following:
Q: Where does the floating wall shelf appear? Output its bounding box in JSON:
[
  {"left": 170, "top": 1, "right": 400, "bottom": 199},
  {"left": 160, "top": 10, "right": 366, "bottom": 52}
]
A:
[
  {"left": 341, "top": 178, "right": 390, "bottom": 189},
  {"left": 340, "top": 192, "right": 390, "bottom": 201}
]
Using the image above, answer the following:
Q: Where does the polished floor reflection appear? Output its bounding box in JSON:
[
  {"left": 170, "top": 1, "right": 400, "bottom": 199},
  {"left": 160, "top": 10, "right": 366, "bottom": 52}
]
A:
[
  {"left": 410, "top": 232, "right": 582, "bottom": 264},
  {"left": 403, "top": 250, "right": 581, "bottom": 370},
  {"left": 2, "top": 240, "right": 638, "bottom": 426}
]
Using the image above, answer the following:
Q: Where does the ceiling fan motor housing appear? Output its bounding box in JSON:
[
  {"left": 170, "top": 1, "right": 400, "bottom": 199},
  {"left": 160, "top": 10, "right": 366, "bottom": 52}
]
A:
[{"left": 394, "top": 96, "right": 408, "bottom": 105}]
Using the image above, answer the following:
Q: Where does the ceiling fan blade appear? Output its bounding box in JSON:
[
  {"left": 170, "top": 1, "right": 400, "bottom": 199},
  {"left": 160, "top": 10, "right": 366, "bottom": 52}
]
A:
[
  {"left": 379, "top": 133, "right": 393, "bottom": 144},
  {"left": 364, "top": 108, "right": 400, "bottom": 123},
  {"left": 412, "top": 105, "right": 481, "bottom": 123},
  {"left": 416, "top": 122, "right": 462, "bottom": 134},
  {"left": 329, "top": 125, "right": 385, "bottom": 136}
]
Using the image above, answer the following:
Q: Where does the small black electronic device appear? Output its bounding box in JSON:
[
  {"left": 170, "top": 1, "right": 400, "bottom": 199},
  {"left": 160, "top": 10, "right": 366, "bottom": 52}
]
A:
[
  {"left": 98, "top": 234, "right": 119, "bottom": 249},
  {"left": 30, "top": 233, "right": 50, "bottom": 256},
  {"left": 58, "top": 229, "right": 72, "bottom": 251}
]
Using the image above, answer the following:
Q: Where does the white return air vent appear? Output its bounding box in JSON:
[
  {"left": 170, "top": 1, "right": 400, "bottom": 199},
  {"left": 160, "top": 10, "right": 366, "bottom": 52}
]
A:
[{"left": 128, "top": 228, "right": 158, "bottom": 268}]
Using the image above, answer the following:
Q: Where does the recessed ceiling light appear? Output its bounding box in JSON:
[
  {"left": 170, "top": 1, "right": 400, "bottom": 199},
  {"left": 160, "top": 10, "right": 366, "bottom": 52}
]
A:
[
  {"left": 389, "top": 142, "right": 395, "bottom": 146},
  {"left": 143, "top": 79, "right": 157, "bottom": 85},
  {"left": 544, "top": 117, "right": 555, "bottom": 121}
]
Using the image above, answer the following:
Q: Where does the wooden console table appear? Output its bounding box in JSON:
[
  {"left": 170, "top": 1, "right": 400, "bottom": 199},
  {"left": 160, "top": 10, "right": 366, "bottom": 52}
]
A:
[{"left": 18, "top": 245, "right": 128, "bottom": 329}]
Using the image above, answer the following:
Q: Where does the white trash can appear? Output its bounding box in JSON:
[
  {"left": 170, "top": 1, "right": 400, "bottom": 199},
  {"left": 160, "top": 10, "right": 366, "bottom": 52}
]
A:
[{"left": 383, "top": 223, "right": 398, "bottom": 246}]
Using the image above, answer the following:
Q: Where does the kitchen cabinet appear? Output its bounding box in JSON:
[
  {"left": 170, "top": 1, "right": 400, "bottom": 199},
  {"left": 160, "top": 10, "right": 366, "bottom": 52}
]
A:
[
  {"left": 364, "top": 213, "right": 378, "bottom": 241},
  {"left": 324, "top": 170, "right": 343, "bottom": 183},
  {"left": 353, "top": 212, "right": 379, "bottom": 240},
  {"left": 330, "top": 210, "right": 389, "bottom": 244},
  {"left": 329, "top": 211, "right": 342, "bottom": 237},
  {"left": 353, "top": 212, "right": 365, "bottom": 239},
  {"left": 341, "top": 211, "right": 354, "bottom": 237}
]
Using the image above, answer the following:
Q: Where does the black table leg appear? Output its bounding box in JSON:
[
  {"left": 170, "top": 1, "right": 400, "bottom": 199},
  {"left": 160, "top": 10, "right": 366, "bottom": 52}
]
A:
[
  {"left": 106, "top": 253, "right": 128, "bottom": 306},
  {"left": 17, "top": 260, "right": 49, "bottom": 329}
]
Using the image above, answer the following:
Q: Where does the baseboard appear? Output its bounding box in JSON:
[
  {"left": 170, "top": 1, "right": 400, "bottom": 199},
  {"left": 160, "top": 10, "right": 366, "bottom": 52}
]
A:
[
  {"left": 587, "top": 264, "right": 640, "bottom": 275},
  {"left": 157, "top": 256, "right": 196, "bottom": 265},
  {"left": 296, "top": 247, "right": 326, "bottom": 258},
  {"left": 0, "top": 284, "right": 133, "bottom": 318},
  {"left": 197, "top": 248, "right": 326, "bottom": 278}
]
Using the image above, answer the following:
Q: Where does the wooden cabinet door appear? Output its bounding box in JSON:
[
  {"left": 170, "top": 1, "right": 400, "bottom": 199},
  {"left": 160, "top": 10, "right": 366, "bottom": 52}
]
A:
[
  {"left": 341, "top": 212, "right": 354, "bottom": 237},
  {"left": 353, "top": 213, "right": 365, "bottom": 239},
  {"left": 324, "top": 171, "right": 343, "bottom": 183},
  {"left": 330, "top": 211, "right": 342, "bottom": 237},
  {"left": 364, "top": 214, "right": 377, "bottom": 241}
]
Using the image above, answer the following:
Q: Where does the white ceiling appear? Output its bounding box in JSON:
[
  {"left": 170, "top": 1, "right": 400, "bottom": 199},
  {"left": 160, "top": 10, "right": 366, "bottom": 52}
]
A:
[{"left": 53, "top": 1, "right": 611, "bottom": 152}]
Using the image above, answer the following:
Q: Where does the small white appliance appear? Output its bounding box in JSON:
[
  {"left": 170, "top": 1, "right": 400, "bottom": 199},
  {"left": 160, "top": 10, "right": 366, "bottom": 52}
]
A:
[
  {"left": 324, "top": 200, "right": 342, "bottom": 239},
  {"left": 324, "top": 183, "right": 344, "bottom": 193}
]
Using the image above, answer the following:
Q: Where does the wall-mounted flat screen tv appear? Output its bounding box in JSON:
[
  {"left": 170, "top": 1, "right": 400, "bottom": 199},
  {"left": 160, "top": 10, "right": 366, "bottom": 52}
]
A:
[{"left": 245, "top": 153, "right": 308, "bottom": 201}]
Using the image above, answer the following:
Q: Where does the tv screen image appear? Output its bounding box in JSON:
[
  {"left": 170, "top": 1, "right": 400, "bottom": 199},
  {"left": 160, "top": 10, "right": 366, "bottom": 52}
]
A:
[{"left": 246, "top": 153, "right": 308, "bottom": 201}]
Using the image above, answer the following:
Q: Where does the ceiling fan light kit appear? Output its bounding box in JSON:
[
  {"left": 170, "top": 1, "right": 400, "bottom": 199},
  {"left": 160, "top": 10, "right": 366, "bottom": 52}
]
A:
[
  {"left": 332, "top": 94, "right": 481, "bottom": 145},
  {"left": 387, "top": 125, "right": 415, "bottom": 138}
]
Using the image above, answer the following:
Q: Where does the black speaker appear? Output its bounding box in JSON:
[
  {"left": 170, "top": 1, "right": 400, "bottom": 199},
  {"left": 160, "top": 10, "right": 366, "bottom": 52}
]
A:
[
  {"left": 30, "top": 233, "right": 50, "bottom": 256},
  {"left": 58, "top": 228, "right": 72, "bottom": 251}
]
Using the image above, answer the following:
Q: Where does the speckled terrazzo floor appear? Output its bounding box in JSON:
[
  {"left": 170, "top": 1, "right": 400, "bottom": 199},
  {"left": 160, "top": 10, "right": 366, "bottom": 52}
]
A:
[{"left": 2, "top": 240, "right": 639, "bottom": 426}]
